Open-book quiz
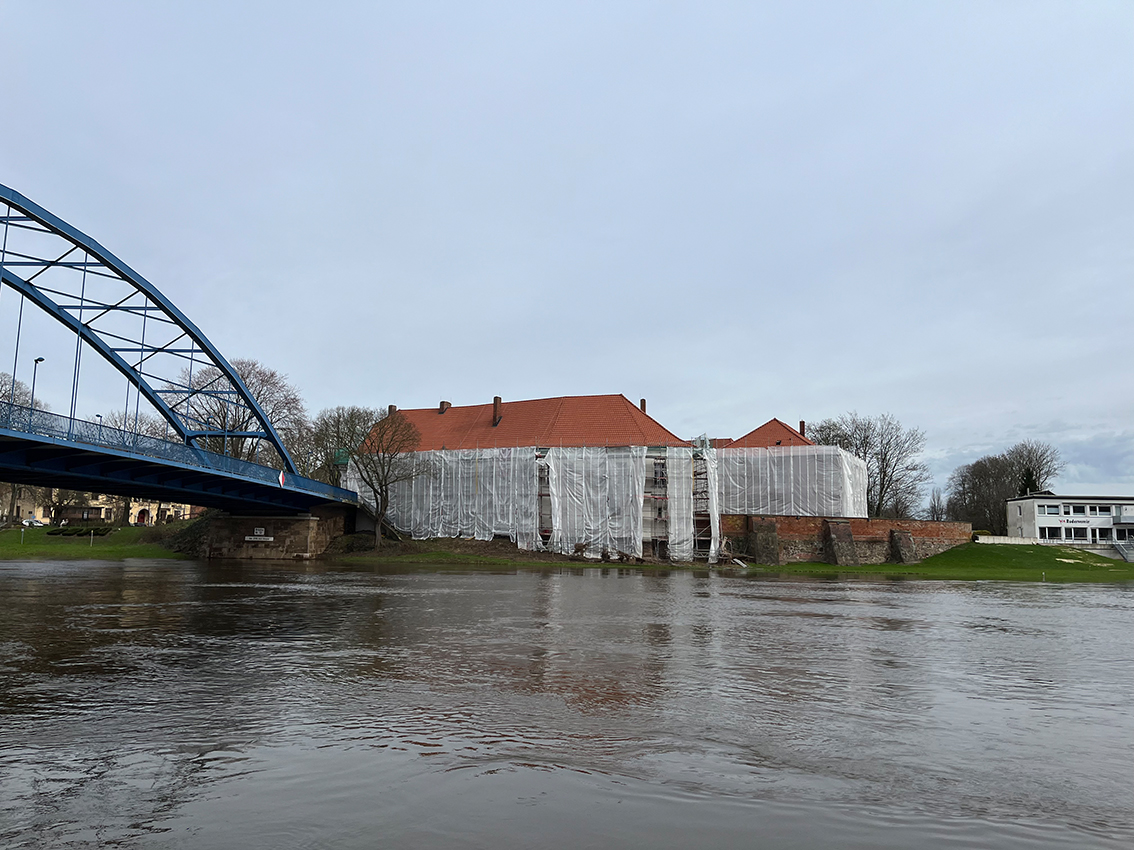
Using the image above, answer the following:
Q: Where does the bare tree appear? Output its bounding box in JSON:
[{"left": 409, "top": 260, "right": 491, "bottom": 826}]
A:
[
  {"left": 945, "top": 440, "right": 1063, "bottom": 534},
  {"left": 103, "top": 408, "right": 170, "bottom": 440},
  {"left": 2, "top": 373, "right": 45, "bottom": 521},
  {"left": 36, "top": 489, "right": 91, "bottom": 523},
  {"left": 313, "top": 406, "right": 423, "bottom": 543},
  {"left": 1006, "top": 439, "right": 1064, "bottom": 494},
  {"left": 946, "top": 455, "right": 1015, "bottom": 534},
  {"left": 0, "top": 372, "right": 33, "bottom": 406},
  {"left": 305, "top": 407, "right": 367, "bottom": 487},
  {"left": 811, "top": 412, "right": 931, "bottom": 518},
  {"left": 168, "top": 358, "right": 309, "bottom": 467},
  {"left": 926, "top": 487, "right": 947, "bottom": 521}
]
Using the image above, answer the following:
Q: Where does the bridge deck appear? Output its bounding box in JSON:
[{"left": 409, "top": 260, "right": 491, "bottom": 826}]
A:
[{"left": 1, "top": 402, "right": 357, "bottom": 515}]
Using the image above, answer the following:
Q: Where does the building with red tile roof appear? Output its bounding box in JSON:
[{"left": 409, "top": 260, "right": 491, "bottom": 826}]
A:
[
  {"left": 722, "top": 418, "right": 813, "bottom": 449},
  {"left": 351, "top": 400, "right": 870, "bottom": 564},
  {"left": 391, "top": 394, "right": 690, "bottom": 450}
]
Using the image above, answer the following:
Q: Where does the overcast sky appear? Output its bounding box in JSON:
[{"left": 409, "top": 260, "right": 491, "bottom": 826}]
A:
[{"left": 1, "top": 1, "right": 1131, "bottom": 496}]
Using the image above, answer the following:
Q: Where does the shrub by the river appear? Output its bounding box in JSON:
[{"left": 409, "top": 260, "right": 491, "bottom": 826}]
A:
[
  {"left": 140, "top": 513, "right": 216, "bottom": 557},
  {"left": 324, "top": 532, "right": 377, "bottom": 555}
]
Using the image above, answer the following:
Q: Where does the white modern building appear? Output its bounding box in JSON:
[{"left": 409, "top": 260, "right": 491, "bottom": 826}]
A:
[{"left": 1005, "top": 491, "right": 1134, "bottom": 547}]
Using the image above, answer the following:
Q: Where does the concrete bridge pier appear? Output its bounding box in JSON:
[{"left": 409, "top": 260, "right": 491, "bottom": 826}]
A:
[{"left": 205, "top": 504, "right": 355, "bottom": 560}]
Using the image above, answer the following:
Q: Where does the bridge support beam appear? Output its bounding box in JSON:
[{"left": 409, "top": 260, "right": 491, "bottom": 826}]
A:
[{"left": 204, "top": 504, "right": 355, "bottom": 560}]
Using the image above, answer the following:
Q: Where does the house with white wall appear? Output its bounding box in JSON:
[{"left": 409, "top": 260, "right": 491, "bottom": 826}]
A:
[{"left": 1006, "top": 491, "right": 1134, "bottom": 551}]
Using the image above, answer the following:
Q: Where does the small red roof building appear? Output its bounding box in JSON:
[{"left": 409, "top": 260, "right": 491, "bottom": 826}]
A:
[
  {"left": 722, "top": 418, "right": 813, "bottom": 449},
  {"left": 388, "top": 394, "right": 690, "bottom": 450}
]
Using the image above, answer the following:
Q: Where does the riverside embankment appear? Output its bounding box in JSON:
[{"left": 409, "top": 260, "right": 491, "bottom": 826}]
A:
[{"left": 5, "top": 521, "right": 1133, "bottom": 583}]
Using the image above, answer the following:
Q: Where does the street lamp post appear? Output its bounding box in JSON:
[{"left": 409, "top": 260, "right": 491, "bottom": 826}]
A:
[
  {"left": 29, "top": 357, "right": 44, "bottom": 428},
  {"left": 96, "top": 413, "right": 103, "bottom": 441}
]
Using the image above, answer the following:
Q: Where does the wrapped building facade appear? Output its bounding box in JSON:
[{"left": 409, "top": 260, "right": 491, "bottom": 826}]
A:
[{"left": 352, "top": 398, "right": 867, "bottom": 562}]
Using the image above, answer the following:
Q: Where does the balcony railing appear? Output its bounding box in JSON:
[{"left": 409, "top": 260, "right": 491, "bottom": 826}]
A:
[
  {"left": 1037, "top": 537, "right": 1118, "bottom": 548},
  {"left": 1, "top": 399, "right": 354, "bottom": 503}
]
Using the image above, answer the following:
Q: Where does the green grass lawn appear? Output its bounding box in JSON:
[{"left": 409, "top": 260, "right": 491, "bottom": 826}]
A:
[
  {"left": 6, "top": 524, "right": 1129, "bottom": 582},
  {"left": 746, "top": 542, "right": 1134, "bottom": 583},
  {"left": 332, "top": 546, "right": 566, "bottom": 569},
  {"left": 0, "top": 526, "right": 182, "bottom": 560}
]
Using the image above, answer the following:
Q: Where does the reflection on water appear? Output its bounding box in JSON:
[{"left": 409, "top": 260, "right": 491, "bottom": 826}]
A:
[{"left": 1, "top": 560, "right": 1132, "bottom": 849}]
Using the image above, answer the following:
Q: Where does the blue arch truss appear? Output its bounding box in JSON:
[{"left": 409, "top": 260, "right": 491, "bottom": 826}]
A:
[{"left": 0, "top": 183, "right": 299, "bottom": 474}]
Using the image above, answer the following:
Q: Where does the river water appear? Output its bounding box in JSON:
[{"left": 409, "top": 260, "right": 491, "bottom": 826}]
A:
[{"left": 1, "top": 560, "right": 1132, "bottom": 849}]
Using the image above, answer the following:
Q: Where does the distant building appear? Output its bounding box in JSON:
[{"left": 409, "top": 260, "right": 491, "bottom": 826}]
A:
[
  {"left": 36, "top": 493, "right": 194, "bottom": 526},
  {"left": 1006, "top": 491, "right": 1134, "bottom": 546},
  {"left": 353, "top": 395, "right": 868, "bottom": 561},
  {"left": 0, "top": 483, "right": 38, "bottom": 523},
  {"left": 720, "top": 418, "right": 813, "bottom": 448},
  {"left": 373, "top": 394, "right": 699, "bottom": 558}
]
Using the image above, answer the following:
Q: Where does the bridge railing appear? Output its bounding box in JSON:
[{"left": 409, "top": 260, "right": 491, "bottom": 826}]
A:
[{"left": 1, "top": 400, "right": 355, "bottom": 503}]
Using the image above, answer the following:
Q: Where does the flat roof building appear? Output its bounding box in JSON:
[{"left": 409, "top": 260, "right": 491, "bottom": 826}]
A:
[{"left": 1006, "top": 491, "right": 1134, "bottom": 559}]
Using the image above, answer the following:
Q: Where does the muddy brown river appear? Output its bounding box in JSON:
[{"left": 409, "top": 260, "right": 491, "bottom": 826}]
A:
[{"left": 1, "top": 559, "right": 1132, "bottom": 848}]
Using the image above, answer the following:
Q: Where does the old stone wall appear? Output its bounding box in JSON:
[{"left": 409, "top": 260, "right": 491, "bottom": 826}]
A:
[
  {"left": 204, "top": 504, "right": 352, "bottom": 560},
  {"left": 724, "top": 515, "right": 971, "bottom": 566}
]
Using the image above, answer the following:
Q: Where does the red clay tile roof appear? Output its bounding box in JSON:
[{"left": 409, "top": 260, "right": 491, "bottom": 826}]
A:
[
  {"left": 391, "top": 395, "right": 690, "bottom": 450},
  {"left": 722, "top": 418, "right": 813, "bottom": 449}
]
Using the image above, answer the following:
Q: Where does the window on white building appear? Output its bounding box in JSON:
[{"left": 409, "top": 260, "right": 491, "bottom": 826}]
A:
[
  {"left": 1072, "top": 505, "right": 1086, "bottom": 515},
  {"left": 1098, "top": 506, "right": 1111, "bottom": 515},
  {"left": 1039, "top": 527, "right": 1060, "bottom": 540},
  {"left": 1063, "top": 505, "right": 1071, "bottom": 515},
  {"left": 1070, "top": 527, "right": 1088, "bottom": 540},
  {"left": 1098, "top": 528, "right": 1112, "bottom": 541}
]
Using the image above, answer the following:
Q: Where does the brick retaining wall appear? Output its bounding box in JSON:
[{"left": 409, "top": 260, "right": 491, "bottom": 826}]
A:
[{"left": 723, "top": 515, "right": 971, "bottom": 565}]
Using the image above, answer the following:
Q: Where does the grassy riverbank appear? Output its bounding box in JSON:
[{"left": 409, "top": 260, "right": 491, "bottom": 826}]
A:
[
  {"left": 335, "top": 539, "right": 1134, "bottom": 583},
  {"left": 330, "top": 536, "right": 578, "bottom": 568},
  {"left": 744, "top": 542, "right": 1134, "bottom": 583},
  {"left": 0, "top": 525, "right": 182, "bottom": 560},
  {"left": 5, "top": 523, "right": 1131, "bottom": 583}
]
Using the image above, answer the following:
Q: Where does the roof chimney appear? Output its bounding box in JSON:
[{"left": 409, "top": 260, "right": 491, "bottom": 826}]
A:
[
  {"left": 798, "top": 420, "right": 806, "bottom": 438},
  {"left": 388, "top": 404, "right": 396, "bottom": 414},
  {"left": 439, "top": 400, "right": 451, "bottom": 414},
  {"left": 639, "top": 398, "right": 647, "bottom": 414},
  {"left": 493, "top": 396, "right": 502, "bottom": 427}
]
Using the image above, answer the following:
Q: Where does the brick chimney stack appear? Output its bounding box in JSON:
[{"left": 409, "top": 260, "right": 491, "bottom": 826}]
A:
[
  {"left": 493, "top": 396, "right": 503, "bottom": 427},
  {"left": 388, "top": 404, "right": 396, "bottom": 414},
  {"left": 799, "top": 420, "right": 806, "bottom": 438},
  {"left": 439, "top": 401, "right": 451, "bottom": 414},
  {"left": 640, "top": 398, "right": 647, "bottom": 414}
]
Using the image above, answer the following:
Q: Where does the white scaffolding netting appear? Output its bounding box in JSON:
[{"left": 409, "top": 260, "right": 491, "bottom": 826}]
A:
[
  {"left": 349, "top": 443, "right": 866, "bottom": 560},
  {"left": 356, "top": 446, "right": 649, "bottom": 557},
  {"left": 704, "top": 447, "right": 721, "bottom": 562},
  {"left": 544, "top": 447, "right": 647, "bottom": 558},
  {"left": 716, "top": 446, "right": 868, "bottom": 518},
  {"left": 354, "top": 447, "right": 542, "bottom": 550},
  {"left": 666, "top": 447, "right": 694, "bottom": 562}
]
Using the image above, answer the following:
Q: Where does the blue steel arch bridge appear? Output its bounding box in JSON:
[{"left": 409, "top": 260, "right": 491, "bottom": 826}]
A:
[{"left": 0, "top": 183, "right": 357, "bottom": 514}]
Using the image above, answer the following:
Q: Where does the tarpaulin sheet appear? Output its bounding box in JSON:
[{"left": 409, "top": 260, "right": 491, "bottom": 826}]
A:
[
  {"left": 666, "top": 447, "right": 695, "bottom": 562},
  {"left": 544, "top": 446, "right": 647, "bottom": 558},
  {"left": 355, "top": 447, "right": 541, "bottom": 550},
  {"left": 716, "top": 446, "right": 868, "bottom": 518}
]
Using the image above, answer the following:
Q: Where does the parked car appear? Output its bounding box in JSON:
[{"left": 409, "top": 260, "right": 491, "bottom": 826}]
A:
[{"left": 21, "top": 518, "right": 45, "bottom": 527}]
